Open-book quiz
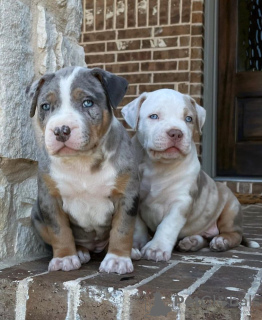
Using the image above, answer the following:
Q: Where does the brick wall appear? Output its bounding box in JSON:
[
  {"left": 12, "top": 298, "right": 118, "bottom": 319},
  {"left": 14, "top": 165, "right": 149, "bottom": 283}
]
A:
[{"left": 80, "top": 0, "right": 204, "bottom": 125}]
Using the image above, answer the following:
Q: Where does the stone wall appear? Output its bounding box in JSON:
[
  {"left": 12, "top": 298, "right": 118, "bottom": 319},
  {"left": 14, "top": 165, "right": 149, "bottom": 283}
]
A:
[{"left": 0, "top": 0, "right": 85, "bottom": 267}]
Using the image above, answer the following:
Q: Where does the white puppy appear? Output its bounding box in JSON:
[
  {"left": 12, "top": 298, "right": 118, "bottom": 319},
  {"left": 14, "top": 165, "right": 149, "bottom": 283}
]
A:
[{"left": 122, "top": 89, "right": 258, "bottom": 262}]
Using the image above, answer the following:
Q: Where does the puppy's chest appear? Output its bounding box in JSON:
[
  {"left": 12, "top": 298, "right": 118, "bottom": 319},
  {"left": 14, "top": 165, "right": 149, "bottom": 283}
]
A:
[{"left": 50, "top": 159, "right": 117, "bottom": 230}]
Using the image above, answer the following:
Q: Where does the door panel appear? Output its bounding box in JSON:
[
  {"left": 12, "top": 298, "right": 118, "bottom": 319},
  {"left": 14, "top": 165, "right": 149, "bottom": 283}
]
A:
[{"left": 217, "top": 0, "right": 262, "bottom": 177}]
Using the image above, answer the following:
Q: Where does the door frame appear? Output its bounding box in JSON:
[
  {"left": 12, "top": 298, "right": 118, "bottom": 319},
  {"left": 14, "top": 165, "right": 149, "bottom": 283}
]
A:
[{"left": 202, "top": 0, "right": 262, "bottom": 182}]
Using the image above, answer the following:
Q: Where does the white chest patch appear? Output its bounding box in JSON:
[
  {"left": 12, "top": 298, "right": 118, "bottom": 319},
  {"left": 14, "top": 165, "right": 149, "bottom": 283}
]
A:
[{"left": 50, "top": 157, "right": 116, "bottom": 233}]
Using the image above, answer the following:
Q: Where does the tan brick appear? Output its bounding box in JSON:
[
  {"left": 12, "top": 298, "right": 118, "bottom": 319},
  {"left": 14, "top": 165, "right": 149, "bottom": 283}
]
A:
[
  {"left": 191, "top": 48, "right": 204, "bottom": 59},
  {"left": 95, "top": 0, "right": 104, "bottom": 30},
  {"left": 170, "top": 0, "right": 180, "bottom": 23},
  {"left": 190, "top": 71, "right": 203, "bottom": 83},
  {"left": 154, "top": 72, "right": 189, "bottom": 83},
  {"left": 105, "top": 63, "right": 140, "bottom": 74},
  {"left": 121, "top": 73, "right": 152, "bottom": 84},
  {"left": 160, "top": 0, "right": 169, "bottom": 25},
  {"left": 192, "top": 12, "right": 204, "bottom": 24},
  {"left": 192, "top": 25, "right": 204, "bottom": 35},
  {"left": 107, "top": 40, "right": 141, "bottom": 51},
  {"left": 191, "top": 36, "right": 204, "bottom": 47},
  {"left": 149, "top": 0, "right": 158, "bottom": 25},
  {"left": 83, "top": 42, "right": 105, "bottom": 54},
  {"left": 178, "top": 60, "right": 189, "bottom": 70},
  {"left": 117, "top": 51, "right": 151, "bottom": 62},
  {"left": 105, "top": 0, "right": 114, "bottom": 29},
  {"left": 191, "top": 60, "right": 203, "bottom": 71},
  {"left": 83, "top": 31, "right": 116, "bottom": 42},
  {"left": 192, "top": 1, "right": 204, "bottom": 12},
  {"left": 127, "top": 1, "right": 137, "bottom": 27},
  {"left": 153, "top": 48, "right": 189, "bottom": 60},
  {"left": 180, "top": 36, "right": 190, "bottom": 47},
  {"left": 154, "top": 25, "right": 190, "bottom": 37},
  {"left": 118, "top": 28, "right": 152, "bottom": 39},
  {"left": 85, "top": 53, "right": 115, "bottom": 64},
  {"left": 182, "top": 0, "right": 191, "bottom": 23},
  {"left": 178, "top": 82, "right": 189, "bottom": 94},
  {"left": 139, "top": 83, "right": 175, "bottom": 92},
  {"left": 141, "top": 61, "right": 177, "bottom": 71}
]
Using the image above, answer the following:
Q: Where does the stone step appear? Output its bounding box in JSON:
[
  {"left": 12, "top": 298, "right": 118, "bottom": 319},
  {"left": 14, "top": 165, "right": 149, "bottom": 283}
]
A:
[{"left": 0, "top": 205, "right": 261, "bottom": 320}]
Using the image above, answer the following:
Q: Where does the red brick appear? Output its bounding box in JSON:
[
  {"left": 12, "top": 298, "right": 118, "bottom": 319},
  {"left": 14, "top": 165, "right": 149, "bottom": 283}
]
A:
[
  {"left": 141, "top": 61, "right": 177, "bottom": 71},
  {"left": 117, "top": 51, "right": 151, "bottom": 62},
  {"left": 180, "top": 36, "right": 190, "bottom": 46},
  {"left": 118, "top": 28, "right": 152, "bottom": 39},
  {"left": 191, "top": 60, "right": 203, "bottom": 71},
  {"left": 192, "top": 1, "right": 204, "bottom": 12},
  {"left": 127, "top": 1, "right": 136, "bottom": 27},
  {"left": 252, "top": 183, "right": 262, "bottom": 194},
  {"left": 171, "top": 0, "right": 180, "bottom": 23},
  {"left": 107, "top": 40, "right": 141, "bottom": 51},
  {"left": 95, "top": 0, "right": 105, "bottom": 30},
  {"left": 116, "top": 0, "right": 125, "bottom": 28},
  {"left": 190, "top": 71, "right": 203, "bottom": 83},
  {"left": 190, "top": 83, "right": 203, "bottom": 95},
  {"left": 192, "top": 25, "right": 204, "bottom": 35},
  {"left": 142, "top": 37, "right": 178, "bottom": 49},
  {"left": 191, "top": 48, "right": 203, "bottom": 59},
  {"left": 105, "top": 63, "right": 140, "bottom": 74},
  {"left": 121, "top": 96, "right": 140, "bottom": 107},
  {"left": 227, "top": 181, "right": 238, "bottom": 193},
  {"left": 83, "top": 42, "right": 106, "bottom": 54},
  {"left": 178, "top": 60, "right": 189, "bottom": 70},
  {"left": 192, "top": 12, "right": 204, "bottom": 24},
  {"left": 149, "top": 0, "right": 158, "bottom": 25},
  {"left": 178, "top": 82, "right": 189, "bottom": 94},
  {"left": 84, "top": 2, "right": 94, "bottom": 32},
  {"left": 153, "top": 48, "right": 189, "bottom": 60},
  {"left": 191, "top": 36, "right": 204, "bottom": 47},
  {"left": 126, "top": 85, "right": 138, "bottom": 95},
  {"left": 138, "top": 0, "right": 147, "bottom": 27},
  {"left": 83, "top": 31, "right": 116, "bottom": 42},
  {"left": 121, "top": 73, "right": 152, "bottom": 84},
  {"left": 87, "top": 64, "right": 104, "bottom": 69},
  {"left": 154, "top": 25, "right": 190, "bottom": 37},
  {"left": 154, "top": 72, "right": 189, "bottom": 83},
  {"left": 105, "top": 0, "right": 114, "bottom": 29},
  {"left": 139, "top": 83, "right": 175, "bottom": 92},
  {"left": 86, "top": 54, "right": 115, "bottom": 64},
  {"left": 160, "top": 0, "right": 169, "bottom": 25},
  {"left": 182, "top": 0, "right": 191, "bottom": 23}
]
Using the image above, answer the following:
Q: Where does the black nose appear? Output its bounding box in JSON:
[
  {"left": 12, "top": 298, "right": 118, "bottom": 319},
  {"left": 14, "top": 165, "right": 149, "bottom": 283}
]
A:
[
  {"left": 54, "top": 125, "right": 71, "bottom": 142},
  {"left": 167, "top": 129, "right": 183, "bottom": 140}
]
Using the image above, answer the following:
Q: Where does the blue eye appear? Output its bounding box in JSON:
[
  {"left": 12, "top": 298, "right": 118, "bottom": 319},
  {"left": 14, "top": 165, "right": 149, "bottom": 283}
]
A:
[
  {"left": 41, "top": 103, "right": 50, "bottom": 111},
  {"left": 185, "top": 116, "right": 192, "bottom": 122},
  {"left": 149, "top": 114, "right": 159, "bottom": 120},
  {"left": 83, "top": 99, "right": 94, "bottom": 108}
]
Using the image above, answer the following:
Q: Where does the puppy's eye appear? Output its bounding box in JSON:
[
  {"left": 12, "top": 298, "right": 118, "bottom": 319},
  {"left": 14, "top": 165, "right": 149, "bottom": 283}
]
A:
[
  {"left": 149, "top": 114, "right": 159, "bottom": 120},
  {"left": 83, "top": 99, "right": 94, "bottom": 108},
  {"left": 185, "top": 116, "right": 192, "bottom": 123},
  {"left": 41, "top": 103, "right": 50, "bottom": 111}
]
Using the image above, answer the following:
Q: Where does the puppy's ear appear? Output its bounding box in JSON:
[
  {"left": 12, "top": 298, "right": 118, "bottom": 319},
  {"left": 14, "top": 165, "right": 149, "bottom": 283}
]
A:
[
  {"left": 121, "top": 92, "right": 148, "bottom": 130},
  {"left": 91, "top": 68, "right": 128, "bottom": 109},
  {"left": 26, "top": 73, "right": 55, "bottom": 118},
  {"left": 189, "top": 97, "right": 206, "bottom": 134}
]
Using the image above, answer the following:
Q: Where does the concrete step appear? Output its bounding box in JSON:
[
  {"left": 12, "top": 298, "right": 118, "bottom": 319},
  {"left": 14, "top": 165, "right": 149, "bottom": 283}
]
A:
[{"left": 0, "top": 205, "right": 261, "bottom": 320}]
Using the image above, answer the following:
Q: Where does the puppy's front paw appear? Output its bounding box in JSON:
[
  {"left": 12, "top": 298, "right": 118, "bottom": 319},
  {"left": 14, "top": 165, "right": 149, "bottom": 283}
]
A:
[
  {"left": 99, "top": 253, "right": 134, "bottom": 274},
  {"left": 210, "top": 236, "right": 229, "bottom": 251},
  {"left": 141, "top": 241, "right": 171, "bottom": 262},
  {"left": 177, "top": 235, "right": 208, "bottom": 252},
  {"left": 131, "top": 248, "right": 142, "bottom": 260},
  {"left": 77, "top": 249, "right": 91, "bottom": 264},
  {"left": 48, "top": 255, "right": 81, "bottom": 272}
]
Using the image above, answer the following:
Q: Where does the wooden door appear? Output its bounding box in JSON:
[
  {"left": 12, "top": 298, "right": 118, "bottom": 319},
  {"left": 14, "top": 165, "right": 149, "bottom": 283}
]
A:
[{"left": 217, "top": 0, "right": 262, "bottom": 177}]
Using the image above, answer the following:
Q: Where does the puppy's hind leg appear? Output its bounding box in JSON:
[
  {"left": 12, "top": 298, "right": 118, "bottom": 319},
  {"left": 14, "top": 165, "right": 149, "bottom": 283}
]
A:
[
  {"left": 210, "top": 194, "right": 242, "bottom": 252},
  {"left": 131, "top": 214, "right": 149, "bottom": 260},
  {"left": 177, "top": 235, "right": 208, "bottom": 252}
]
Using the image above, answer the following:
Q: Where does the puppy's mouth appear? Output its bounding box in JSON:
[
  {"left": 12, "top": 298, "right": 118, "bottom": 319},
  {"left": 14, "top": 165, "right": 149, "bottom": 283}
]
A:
[
  {"left": 57, "top": 146, "right": 78, "bottom": 156},
  {"left": 150, "top": 146, "right": 181, "bottom": 155}
]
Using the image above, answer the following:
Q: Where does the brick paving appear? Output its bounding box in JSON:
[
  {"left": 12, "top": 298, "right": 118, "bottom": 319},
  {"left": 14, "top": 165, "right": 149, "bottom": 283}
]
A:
[{"left": 0, "top": 204, "right": 261, "bottom": 320}]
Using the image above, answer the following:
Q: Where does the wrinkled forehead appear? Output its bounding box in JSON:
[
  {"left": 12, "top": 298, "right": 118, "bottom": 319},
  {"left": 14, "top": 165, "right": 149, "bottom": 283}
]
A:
[
  {"left": 38, "top": 67, "right": 105, "bottom": 100},
  {"left": 140, "top": 90, "right": 194, "bottom": 118}
]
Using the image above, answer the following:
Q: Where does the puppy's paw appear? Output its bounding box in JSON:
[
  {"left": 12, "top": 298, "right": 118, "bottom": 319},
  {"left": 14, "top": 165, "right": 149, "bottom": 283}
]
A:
[
  {"left": 99, "top": 253, "right": 134, "bottom": 274},
  {"left": 210, "top": 236, "right": 229, "bottom": 251},
  {"left": 48, "top": 255, "right": 81, "bottom": 272},
  {"left": 177, "top": 235, "right": 208, "bottom": 252},
  {"left": 77, "top": 249, "right": 91, "bottom": 264},
  {"left": 141, "top": 241, "right": 171, "bottom": 262},
  {"left": 131, "top": 248, "right": 142, "bottom": 260}
]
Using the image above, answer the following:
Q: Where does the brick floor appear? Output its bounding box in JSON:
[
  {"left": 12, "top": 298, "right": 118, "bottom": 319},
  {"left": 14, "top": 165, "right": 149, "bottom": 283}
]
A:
[{"left": 0, "top": 204, "right": 261, "bottom": 320}]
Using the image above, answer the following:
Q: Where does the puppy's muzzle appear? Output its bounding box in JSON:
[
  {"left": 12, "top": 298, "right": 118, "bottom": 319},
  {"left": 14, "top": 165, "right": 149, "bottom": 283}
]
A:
[
  {"left": 54, "top": 125, "right": 71, "bottom": 142},
  {"left": 167, "top": 129, "right": 183, "bottom": 141}
]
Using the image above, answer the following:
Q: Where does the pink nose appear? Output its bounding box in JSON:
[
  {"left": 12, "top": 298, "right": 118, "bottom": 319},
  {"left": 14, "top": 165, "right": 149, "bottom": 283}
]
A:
[
  {"left": 54, "top": 125, "right": 71, "bottom": 142},
  {"left": 167, "top": 129, "right": 183, "bottom": 141}
]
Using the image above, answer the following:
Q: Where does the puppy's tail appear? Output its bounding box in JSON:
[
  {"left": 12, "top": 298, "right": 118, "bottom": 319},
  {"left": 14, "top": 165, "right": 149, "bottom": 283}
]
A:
[{"left": 241, "top": 236, "right": 260, "bottom": 248}]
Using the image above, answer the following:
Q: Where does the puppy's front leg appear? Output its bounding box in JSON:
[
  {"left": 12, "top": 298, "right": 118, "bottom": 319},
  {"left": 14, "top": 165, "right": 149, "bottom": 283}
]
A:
[
  {"left": 99, "top": 196, "right": 138, "bottom": 274},
  {"left": 141, "top": 204, "right": 189, "bottom": 261}
]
